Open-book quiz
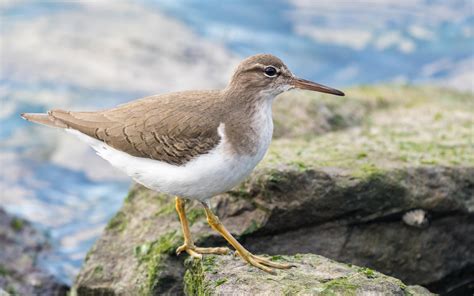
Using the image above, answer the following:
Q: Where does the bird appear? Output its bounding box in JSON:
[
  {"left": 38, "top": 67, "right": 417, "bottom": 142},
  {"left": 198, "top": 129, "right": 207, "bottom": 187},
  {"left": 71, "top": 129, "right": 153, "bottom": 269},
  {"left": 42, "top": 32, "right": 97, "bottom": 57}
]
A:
[{"left": 21, "top": 54, "right": 344, "bottom": 274}]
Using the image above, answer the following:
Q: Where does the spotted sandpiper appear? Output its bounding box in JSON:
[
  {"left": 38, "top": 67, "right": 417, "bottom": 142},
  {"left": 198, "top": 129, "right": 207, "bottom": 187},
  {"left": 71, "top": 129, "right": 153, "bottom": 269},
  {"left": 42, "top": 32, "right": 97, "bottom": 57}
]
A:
[{"left": 21, "top": 54, "right": 344, "bottom": 274}]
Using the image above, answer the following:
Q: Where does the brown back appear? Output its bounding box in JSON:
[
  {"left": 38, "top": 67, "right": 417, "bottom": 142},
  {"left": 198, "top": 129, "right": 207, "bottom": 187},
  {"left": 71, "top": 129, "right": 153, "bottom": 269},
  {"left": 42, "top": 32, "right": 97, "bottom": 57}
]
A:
[{"left": 50, "top": 90, "right": 229, "bottom": 165}]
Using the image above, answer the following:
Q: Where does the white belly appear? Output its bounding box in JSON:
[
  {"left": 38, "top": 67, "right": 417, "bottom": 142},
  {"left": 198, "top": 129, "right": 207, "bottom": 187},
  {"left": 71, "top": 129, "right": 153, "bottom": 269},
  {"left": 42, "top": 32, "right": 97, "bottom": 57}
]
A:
[{"left": 66, "top": 120, "right": 272, "bottom": 201}]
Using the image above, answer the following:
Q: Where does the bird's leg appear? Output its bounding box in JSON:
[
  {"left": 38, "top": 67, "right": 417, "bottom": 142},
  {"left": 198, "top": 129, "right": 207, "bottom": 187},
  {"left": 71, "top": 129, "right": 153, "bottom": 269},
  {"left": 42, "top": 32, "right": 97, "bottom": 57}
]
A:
[
  {"left": 175, "top": 196, "right": 230, "bottom": 259},
  {"left": 202, "top": 203, "right": 294, "bottom": 274}
]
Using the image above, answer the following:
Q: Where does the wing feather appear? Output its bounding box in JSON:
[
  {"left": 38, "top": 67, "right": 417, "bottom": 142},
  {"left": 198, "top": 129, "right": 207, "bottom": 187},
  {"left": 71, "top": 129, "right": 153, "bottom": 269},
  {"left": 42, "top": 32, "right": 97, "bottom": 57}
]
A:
[{"left": 47, "top": 90, "right": 224, "bottom": 165}]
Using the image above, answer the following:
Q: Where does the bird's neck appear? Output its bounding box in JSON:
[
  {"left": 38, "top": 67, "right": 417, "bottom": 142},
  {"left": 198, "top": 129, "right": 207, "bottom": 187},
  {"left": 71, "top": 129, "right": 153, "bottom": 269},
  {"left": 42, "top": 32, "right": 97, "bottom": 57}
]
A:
[{"left": 220, "top": 88, "right": 275, "bottom": 156}]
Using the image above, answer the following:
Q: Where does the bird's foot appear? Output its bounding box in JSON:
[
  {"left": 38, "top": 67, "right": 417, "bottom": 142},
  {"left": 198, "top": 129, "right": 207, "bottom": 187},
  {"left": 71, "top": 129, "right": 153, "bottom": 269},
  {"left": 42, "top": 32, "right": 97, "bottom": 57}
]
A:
[
  {"left": 176, "top": 243, "right": 230, "bottom": 259},
  {"left": 237, "top": 252, "right": 295, "bottom": 274}
]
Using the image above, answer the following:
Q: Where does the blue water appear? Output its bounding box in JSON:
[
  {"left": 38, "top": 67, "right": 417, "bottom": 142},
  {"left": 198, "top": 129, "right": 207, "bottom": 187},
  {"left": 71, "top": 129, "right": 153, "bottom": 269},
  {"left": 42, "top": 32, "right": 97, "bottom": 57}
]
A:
[
  {"left": 1, "top": 0, "right": 472, "bottom": 285},
  {"left": 150, "top": 0, "right": 474, "bottom": 86}
]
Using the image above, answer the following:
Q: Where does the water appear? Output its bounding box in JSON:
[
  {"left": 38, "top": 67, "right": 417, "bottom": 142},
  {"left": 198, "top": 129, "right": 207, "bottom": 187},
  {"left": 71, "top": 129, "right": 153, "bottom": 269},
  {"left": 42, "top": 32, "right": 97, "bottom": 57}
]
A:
[{"left": 0, "top": 0, "right": 472, "bottom": 285}]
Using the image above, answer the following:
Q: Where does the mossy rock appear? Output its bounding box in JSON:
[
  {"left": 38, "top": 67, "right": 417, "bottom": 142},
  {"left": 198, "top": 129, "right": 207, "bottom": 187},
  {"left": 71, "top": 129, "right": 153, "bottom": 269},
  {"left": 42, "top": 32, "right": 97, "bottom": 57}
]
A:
[
  {"left": 184, "top": 254, "right": 434, "bottom": 296},
  {"left": 74, "top": 186, "right": 187, "bottom": 295},
  {"left": 75, "top": 85, "right": 473, "bottom": 295},
  {"left": 269, "top": 85, "right": 473, "bottom": 174}
]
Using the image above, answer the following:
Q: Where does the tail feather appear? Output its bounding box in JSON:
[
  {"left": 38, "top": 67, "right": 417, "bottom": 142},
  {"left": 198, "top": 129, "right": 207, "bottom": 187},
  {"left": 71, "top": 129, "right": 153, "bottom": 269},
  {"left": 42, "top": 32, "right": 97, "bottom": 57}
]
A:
[{"left": 20, "top": 112, "right": 68, "bottom": 128}]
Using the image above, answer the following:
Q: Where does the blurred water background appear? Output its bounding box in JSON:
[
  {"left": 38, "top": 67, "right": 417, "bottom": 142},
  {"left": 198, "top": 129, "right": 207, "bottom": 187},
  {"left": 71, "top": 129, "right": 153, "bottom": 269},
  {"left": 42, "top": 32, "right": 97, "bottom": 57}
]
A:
[{"left": 1, "top": 0, "right": 473, "bottom": 285}]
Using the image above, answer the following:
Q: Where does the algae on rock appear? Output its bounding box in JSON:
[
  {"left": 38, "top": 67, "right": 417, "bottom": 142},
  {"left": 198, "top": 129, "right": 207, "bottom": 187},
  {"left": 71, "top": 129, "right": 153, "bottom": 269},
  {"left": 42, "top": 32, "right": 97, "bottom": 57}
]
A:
[
  {"left": 74, "top": 86, "right": 473, "bottom": 295},
  {"left": 184, "top": 254, "right": 434, "bottom": 296},
  {"left": 74, "top": 186, "right": 189, "bottom": 295}
]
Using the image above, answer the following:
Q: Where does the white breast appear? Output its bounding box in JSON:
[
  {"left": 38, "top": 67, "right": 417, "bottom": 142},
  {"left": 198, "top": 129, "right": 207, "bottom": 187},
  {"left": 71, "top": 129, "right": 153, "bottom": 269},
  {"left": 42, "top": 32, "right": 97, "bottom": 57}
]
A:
[{"left": 66, "top": 100, "right": 274, "bottom": 202}]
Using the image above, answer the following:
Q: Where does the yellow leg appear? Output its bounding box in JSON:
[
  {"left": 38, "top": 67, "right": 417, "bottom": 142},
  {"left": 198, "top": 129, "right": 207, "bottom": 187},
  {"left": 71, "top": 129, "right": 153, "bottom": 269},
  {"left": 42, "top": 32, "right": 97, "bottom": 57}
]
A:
[
  {"left": 203, "top": 204, "right": 294, "bottom": 274},
  {"left": 175, "top": 196, "right": 230, "bottom": 259}
]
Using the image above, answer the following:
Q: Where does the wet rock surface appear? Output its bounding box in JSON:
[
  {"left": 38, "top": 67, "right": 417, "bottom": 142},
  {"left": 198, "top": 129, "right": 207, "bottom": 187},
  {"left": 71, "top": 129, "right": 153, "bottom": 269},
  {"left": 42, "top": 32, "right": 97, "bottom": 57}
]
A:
[
  {"left": 0, "top": 208, "right": 68, "bottom": 295},
  {"left": 74, "top": 86, "right": 474, "bottom": 295}
]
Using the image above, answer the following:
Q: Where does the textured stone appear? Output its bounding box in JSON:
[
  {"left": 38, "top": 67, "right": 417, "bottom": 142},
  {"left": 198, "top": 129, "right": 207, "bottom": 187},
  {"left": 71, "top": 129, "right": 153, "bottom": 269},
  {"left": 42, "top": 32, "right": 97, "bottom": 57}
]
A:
[
  {"left": 74, "top": 86, "right": 474, "bottom": 295},
  {"left": 184, "top": 254, "right": 434, "bottom": 296}
]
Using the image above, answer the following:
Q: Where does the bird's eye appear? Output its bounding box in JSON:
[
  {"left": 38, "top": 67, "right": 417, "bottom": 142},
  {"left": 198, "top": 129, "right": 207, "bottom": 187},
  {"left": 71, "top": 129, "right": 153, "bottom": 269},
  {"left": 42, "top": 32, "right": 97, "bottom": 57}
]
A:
[{"left": 263, "top": 66, "right": 278, "bottom": 78}]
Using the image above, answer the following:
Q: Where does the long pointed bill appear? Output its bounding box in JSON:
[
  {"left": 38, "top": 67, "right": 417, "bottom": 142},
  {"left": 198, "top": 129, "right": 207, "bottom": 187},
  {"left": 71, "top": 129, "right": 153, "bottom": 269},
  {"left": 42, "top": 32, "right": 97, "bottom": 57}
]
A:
[{"left": 291, "top": 77, "right": 345, "bottom": 96}]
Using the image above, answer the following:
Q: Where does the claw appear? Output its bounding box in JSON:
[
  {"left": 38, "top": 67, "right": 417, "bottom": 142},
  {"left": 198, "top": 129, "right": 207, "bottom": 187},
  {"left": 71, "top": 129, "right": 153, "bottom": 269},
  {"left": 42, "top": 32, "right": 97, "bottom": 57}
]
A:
[
  {"left": 202, "top": 205, "right": 295, "bottom": 274},
  {"left": 237, "top": 252, "right": 295, "bottom": 274},
  {"left": 176, "top": 244, "right": 186, "bottom": 255},
  {"left": 252, "top": 254, "right": 295, "bottom": 269},
  {"left": 247, "top": 255, "right": 275, "bottom": 274}
]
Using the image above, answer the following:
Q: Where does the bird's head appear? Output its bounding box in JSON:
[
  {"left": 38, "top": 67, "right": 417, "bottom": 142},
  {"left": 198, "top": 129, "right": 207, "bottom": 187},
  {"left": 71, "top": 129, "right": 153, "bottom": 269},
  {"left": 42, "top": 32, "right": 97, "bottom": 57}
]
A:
[{"left": 226, "top": 54, "right": 344, "bottom": 99}]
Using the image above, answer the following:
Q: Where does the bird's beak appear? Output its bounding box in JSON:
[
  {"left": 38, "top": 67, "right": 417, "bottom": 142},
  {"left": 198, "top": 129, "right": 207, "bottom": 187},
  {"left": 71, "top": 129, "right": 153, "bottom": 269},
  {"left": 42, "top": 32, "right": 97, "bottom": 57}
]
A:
[{"left": 291, "top": 77, "right": 345, "bottom": 96}]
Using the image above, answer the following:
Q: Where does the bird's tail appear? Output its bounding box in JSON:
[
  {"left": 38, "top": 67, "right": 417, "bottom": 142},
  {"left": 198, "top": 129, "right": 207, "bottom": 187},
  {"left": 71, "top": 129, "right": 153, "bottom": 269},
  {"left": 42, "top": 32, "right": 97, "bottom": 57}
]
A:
[{"left": 20, "top": 112, "right": 68, "bottom": 128}]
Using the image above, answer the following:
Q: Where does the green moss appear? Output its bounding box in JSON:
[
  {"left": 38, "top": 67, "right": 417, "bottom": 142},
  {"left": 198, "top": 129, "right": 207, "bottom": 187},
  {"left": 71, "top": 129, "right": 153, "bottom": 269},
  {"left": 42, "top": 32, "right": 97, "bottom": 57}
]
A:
[
  {"left": 136, "top": 232, "right": 180, "bottom": 261},
  {"left": 135, "top": 231, "right": 181, "bottom": 294},
  {"left": 0, "top": 264, "right": 9, "bottom": 276},
  {"left": 154, "top": 201, "right": 175, "bottom": 217},
  {"left": 270, "top": 255, "right": 284, "bottom": 261},
  {"left": 105, "top": 211, "right": 127, "bottom": 232},
  {"left": 10, "top": 218, "right": 24, "bottom": 232},
  {"left": 404, "top": 290, "right": 415, "bottom": 296},
  {"left": 351, "top": 163, "right": 385, "bottom": 179},
  {"left": 202, "top": 255, "right": 218, "bottom": 274},
  {"left": 262, "top": 86, "right": 474, "bottom": 176},
  {"left": 144, "top": 254, "right": 165, "bottom": 295},
  {"left": 134, "top": 243, "right": 151, "bottom": 258},
  {"left": 184, "top": 268, "right": 200, "bottom": 296},
  {"left": 273, "top": 87, "right": 383, "bottom": 139},
  {"left": 6, "top": 286, "right": 16, "bottom": 295},
  {"left": 187, "top": 207, "right": 205, "bottom": 225},
  {"left": 184, "top": 258, "right": 212, "bottom": 296},
  {"left": 320, "top": 277, "right": 358, "bottom": 296},
  {"left": 214, "top": 277, "right": 227, "bottom": 287},
  {"left": 267, "top": 171, "right": 284, "bottom": 183},
  {"left": 228, "top": 185, "right": 252, "bottom": 199},
  {"left": 290, "top": 160, "right": 309, "bottom": 172},
  {"left": 93, "top": 265, "right": 104, "bottom": 278},
  {"left": 124, "top": 188, "right": 136, "bottom": 203},
  {"left": 358, "top": 267, "right": 376, "bottom": 279},
  {"left": 327, "top": 113, "right": 346, "bottom": 129},
  {"left": 293, "top": 254, "right": 303, "bottom": 260},
  {"left": 84, "top": 249, "right": 93, "bottom": 263},
  {"left": 282, "top": 285, "right": 301, "bottom": 295},
  {"left": 401, "top": 284, "right": 415, "bottom": 296}
]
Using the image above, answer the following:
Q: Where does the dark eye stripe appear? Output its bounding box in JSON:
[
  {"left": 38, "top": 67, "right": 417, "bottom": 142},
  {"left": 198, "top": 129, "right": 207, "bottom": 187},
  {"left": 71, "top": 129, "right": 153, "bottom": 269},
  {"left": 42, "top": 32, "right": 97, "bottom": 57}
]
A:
[{"left": 264, "top": 66, "right": 278, "bottom": 77}]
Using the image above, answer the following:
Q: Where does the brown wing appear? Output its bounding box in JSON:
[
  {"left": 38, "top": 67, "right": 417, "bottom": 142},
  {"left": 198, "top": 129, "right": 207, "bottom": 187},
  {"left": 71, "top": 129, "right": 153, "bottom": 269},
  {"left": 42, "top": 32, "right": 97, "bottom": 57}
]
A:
[{"left": 48, "top": 90, "right": 225, "bottom": 165}]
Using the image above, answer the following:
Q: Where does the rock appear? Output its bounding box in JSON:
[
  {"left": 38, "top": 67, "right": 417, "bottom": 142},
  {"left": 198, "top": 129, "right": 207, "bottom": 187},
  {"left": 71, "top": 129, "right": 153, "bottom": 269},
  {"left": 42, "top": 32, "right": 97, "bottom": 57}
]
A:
[
  {"left": 74, "top": 187, "right": 187, "bottom": 295},
  {"left": 74, "top": 86, "right": 474, "bottom": 295},
  {"left": 0, "top": 208, "right": 69, "bottom": 295},
  {"left": 271, "top": 90, "right": 373, "bottom": 139},
  {"left": 184, "top": 254, "right": 434, "bottom": 295},
  {"left": 402, "top": 209, "right": 429, "bottom": 228}
]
